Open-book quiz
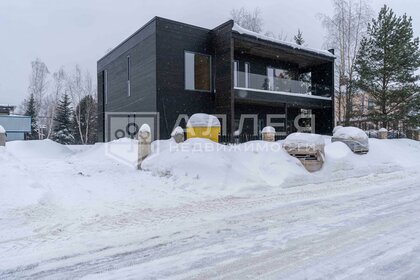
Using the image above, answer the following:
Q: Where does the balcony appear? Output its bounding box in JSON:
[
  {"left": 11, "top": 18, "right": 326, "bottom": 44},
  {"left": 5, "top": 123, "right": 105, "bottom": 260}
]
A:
[
  {"left": 234, "top": 71, "right": 333, "bottom": 108},
  {"left": 234, "top": 71, "right": 332, "bottom": 98}
]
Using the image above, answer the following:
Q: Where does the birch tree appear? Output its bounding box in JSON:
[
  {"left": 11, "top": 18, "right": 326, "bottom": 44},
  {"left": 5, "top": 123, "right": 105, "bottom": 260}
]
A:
[
  {"left": 320, "top": 0, "right": 372, "bottom": 125},
  {"left": 66, "top": 65, "right": 95, "bottom": 144},
  {"left": 28, "top": 58, "right": 49, "bottom": 138},
  {"left": 45, "top": 68, "right": 66, "bottom": 139}
]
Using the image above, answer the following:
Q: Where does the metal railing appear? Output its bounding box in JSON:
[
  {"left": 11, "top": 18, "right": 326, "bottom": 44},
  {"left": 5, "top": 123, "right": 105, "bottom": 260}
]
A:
[{"left": 234, "top": 71, "right": 332, "bottom": 97}]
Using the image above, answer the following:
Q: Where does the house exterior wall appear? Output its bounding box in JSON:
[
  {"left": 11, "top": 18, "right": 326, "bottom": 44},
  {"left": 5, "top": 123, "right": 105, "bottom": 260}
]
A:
[
  {"left": 97, "top": 17, "right": 335, "bottom": 141},
  {"left": 0, "top": 115, "right": 31, "bottom": 141},
  {"left": 155, "top": 18, "right": 215, "bottom": 138},
  {"left": 97, "top": 19, "right": 157, "bottom": 142}
]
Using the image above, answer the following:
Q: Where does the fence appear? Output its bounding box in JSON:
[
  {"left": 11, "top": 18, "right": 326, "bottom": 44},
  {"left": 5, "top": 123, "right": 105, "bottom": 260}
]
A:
[
  {"left": 219, "top": 133, "right": 286, "bottom": 144},
  {"left": 365, "top": 130, "right": 407, "bottom": 139}
]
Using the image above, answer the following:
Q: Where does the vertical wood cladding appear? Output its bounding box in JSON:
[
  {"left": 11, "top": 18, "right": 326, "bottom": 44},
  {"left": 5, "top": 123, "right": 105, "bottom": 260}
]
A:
[
  {"left": 212, "top": 21, "right": 234, "bottom": 136},
  {"left": 155, "top": 18, "right": 215, "bottom": 138},
  {"left": 97, "top": 19, "right": 157, "bottom": 141}
]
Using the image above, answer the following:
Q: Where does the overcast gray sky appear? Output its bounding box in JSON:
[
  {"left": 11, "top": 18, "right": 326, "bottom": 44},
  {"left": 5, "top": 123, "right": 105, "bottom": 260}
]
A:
[{"left": 1, "top": 0, "right": 419, "bottom": 106}]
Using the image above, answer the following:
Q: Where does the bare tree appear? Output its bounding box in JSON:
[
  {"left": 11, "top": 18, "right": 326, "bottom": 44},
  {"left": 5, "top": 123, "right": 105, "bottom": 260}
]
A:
[
  {"left": 45, "top": 68, "right": 66, "bottom": 139},
  {"left": 230, "top": 7, "right": 263, "bottom": 33},
  {"left": 66, "top": 65, "right": 95, "bottom": 144},
  {"left": 28, "top": 58, "right": 50, "bottom": 139},
  {"left": 319, "top": 0, "right": 372, "bottom": 125}
]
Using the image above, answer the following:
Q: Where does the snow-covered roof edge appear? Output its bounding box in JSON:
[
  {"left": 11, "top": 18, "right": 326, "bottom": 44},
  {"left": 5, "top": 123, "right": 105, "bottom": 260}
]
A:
[{"left": 232, "top": 23, "right": 336, "bottom": 59}]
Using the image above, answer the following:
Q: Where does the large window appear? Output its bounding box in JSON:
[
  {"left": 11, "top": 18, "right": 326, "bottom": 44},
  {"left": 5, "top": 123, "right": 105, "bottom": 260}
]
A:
[{"left": 185, "top": 51, "right": 211, "bottom": 91}]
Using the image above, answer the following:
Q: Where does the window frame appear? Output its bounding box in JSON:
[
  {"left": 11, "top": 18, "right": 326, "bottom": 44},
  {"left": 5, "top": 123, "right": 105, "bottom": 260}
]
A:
[
  {"left": 184, "top": 51, "right": 212, "bottom": 93},
  {"left": 104, "top": 70, "right": 108, "bottom": 105},
  {"left": 127, "top": 55, "right": 131, "bottom": 97}
]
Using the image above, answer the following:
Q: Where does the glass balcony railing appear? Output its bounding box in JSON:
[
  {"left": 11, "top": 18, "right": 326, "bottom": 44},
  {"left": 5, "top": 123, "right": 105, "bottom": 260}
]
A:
[{"left": 234, "top": 71, "right": 332, "bottom": 98}]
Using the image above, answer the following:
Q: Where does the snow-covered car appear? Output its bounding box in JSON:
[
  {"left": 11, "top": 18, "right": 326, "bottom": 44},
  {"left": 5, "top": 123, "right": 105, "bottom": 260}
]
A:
[
  {"left": 282, "top": 132, "right": 325, "bottom": 172},
  {"left": 332, "top": 127, "right": 369, "bottom": 154}
]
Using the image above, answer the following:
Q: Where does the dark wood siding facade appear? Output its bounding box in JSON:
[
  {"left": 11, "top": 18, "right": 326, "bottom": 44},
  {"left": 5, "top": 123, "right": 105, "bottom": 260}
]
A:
[
  {"left": 97, "top": 19, "right": 157, "bottom": 142},
  {"left": 97, "top": 17, "right": 335, "bottom": 141},
  {"left": 155, "top": 18, "right": 215, "bottom": 139}
]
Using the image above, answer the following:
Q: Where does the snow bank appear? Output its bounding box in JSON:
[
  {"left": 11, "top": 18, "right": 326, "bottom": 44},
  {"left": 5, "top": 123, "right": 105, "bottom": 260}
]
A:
[
  {"left": 6, "top": 139, "right": 73, "bottom": 159},
  {"left": 333, "top": 127, "right": 368, "bottom": 140},
  {"left": 0, "top": 125, "right": 5, "bottom": 134},
  {"left": 0, "top": 146, "right": 48, "bottom": 211},
  {"left": 333, "top": 125, "right": 343, "bottom": 134},
  {"left": 187, "top": 113, "right": 220, "bottom": 128},
  {"left": 142, "top": 138, "right": 304, "bottom": 191}
]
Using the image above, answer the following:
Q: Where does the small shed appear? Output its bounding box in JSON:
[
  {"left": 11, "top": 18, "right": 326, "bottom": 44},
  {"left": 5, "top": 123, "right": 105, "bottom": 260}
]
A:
[{"left": 0, "top": 115, "right": 31, "bottom": 141}]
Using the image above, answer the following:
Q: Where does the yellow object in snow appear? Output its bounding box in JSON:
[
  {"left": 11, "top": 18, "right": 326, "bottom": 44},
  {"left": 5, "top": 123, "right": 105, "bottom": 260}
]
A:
[
  {"left": 186, "top": 113, "right": 221, "bottom": 142},
  {"left": 186, "top": 126, "right": 221, "bottom": 142}
]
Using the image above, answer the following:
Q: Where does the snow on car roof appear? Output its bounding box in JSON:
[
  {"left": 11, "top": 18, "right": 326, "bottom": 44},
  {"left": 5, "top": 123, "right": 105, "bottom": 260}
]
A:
[
  {"left": 283, "top": 132, "right": 325, "bottom": 146},
  {"left": 334, "top": 126, "right": 368, "bottom": 140}
]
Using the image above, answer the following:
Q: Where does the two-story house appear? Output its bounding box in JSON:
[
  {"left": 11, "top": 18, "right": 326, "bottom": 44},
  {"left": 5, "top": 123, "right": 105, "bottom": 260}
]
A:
[{"left": 97, "top": 17, "right": 335, "bottom": 141}]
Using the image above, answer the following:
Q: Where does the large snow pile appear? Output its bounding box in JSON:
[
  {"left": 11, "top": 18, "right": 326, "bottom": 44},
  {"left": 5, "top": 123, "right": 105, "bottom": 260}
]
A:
[
  {"left": 7, "top": 139, "right": 73, "bottom": 159},
  {"left": 142, "top": 138, "right": 304, "bottom": 191},
  {"left": 0, "top": 146, "right": 48, "bottom": 211},
  {"left": 187, "top": 113, "right": 220, "bottom": 128}
]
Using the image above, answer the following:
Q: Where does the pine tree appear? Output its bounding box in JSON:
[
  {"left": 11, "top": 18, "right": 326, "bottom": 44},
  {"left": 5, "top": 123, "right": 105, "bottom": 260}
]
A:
[
  {"left": 294, "top": 29, "right": 305, "bottom": 45},
  {"left": 53, "top": 93, "right": 74, "bottom": 144},
  {"left": 24, "top": 93, "right": 39, "bottom": 140},
  {"left": 355, "top": 5, "right": 420, "bottom": 130}
]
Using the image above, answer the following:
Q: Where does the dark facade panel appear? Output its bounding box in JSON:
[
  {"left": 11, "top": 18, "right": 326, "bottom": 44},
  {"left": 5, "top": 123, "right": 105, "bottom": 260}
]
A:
[
  {"left": 155, "top": 18, "right": 215, "bottom": 138},
  {"left": 98, "top": 18, "right": 156, "bottom": 70},
  {"left": 97, "top": 21, "right": 157, "bottom": 142},
  {"left": 211, "top": 20, "right": 234, "bottom": 136}
]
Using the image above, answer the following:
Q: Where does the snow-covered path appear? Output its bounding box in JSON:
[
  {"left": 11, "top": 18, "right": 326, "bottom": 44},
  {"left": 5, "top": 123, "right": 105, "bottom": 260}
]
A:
[{"left": 2, "top": 167, "right": 420, "bottom": 279}]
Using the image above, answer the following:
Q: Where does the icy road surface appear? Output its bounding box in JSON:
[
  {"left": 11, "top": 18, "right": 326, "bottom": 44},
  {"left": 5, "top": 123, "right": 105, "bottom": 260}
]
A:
[
  {"left": 1, "top": 139, "right": 420, "bottom": 279},
  {"left": 1, "top": 170, "right": 420, "bottom": 279}
]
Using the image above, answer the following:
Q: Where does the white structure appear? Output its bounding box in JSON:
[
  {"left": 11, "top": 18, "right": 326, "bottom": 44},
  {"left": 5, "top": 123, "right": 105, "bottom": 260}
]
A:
[
  {"left": 261, "top": 126, "right": 275, "bottom": 142},
  {"left": 137, "top": 124, "right": 152, "bottom": 170},
  {"left": 0, "top": 125, "right": 5, "bottom": 146},
  {"left": 171, "top": 126, "right": 184, "bottom": 143}
]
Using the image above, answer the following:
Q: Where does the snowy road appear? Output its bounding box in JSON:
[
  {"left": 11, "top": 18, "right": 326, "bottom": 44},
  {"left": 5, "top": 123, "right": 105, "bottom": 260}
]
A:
[{"left": 2, "top": 168, "right": 420, "bottom": 279}]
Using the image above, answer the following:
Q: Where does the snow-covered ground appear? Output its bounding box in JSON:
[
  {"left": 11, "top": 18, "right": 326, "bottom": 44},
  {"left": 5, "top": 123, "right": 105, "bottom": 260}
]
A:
[{"left": 1, "top": 137, "right": 420, "bottom": 279}]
